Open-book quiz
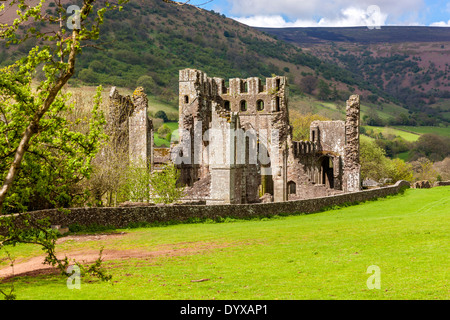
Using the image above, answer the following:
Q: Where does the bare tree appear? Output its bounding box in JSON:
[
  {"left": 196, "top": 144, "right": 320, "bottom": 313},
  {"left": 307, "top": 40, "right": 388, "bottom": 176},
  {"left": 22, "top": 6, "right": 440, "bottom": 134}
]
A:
[{"left": 299, "top": 75, "right": 318, "bottom": 95}]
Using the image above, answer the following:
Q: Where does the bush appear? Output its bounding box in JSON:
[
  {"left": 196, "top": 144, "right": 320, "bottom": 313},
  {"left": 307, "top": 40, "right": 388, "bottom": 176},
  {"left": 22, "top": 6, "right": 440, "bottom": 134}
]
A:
[
  {"left": 118, "top": 161, "right": 152, "bottom": 203},
  {"left": 78, "top": 68, "right": 99, "bottom": 84},
  {"left": 89, "top": 60, "right": 106, "bottom": 73},
  {"left": 410, "top": 157, "right": 439, "bottom": 183},
  {"left": 155, "top": 110, "right": 168, "bottom": 122},
  {"left": 157, "top": 124, "right": 172, "bottom": 139},
  {"left": 149, "top": 163, "right": 184, "bottom": 204},
  {"left": 299, "top": 75, "right": 317, "bottom": 94},
  {"left": 136, "top": 75, "right": 157, "bottom": 95},
  {"left": 388, "top": 158, "right": 413, "bottom": 182},
  {"left": 410, "top": 134, "right": 450, "bottom": 162},
  {"left": 290, "top": 111, "right": 330, "bottom": 141},
  {"left": 361, "top": 139, "right": 415, "bottom": 183},
  {"left": 367, "top": 94, "right": 379, "bottom": 103}
]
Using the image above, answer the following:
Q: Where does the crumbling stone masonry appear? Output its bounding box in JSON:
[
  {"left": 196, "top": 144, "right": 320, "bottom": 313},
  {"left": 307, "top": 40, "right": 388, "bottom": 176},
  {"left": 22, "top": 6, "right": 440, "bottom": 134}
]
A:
[
  {"left": 171, "top": 69, "right": 362, "bottom": 205},
  {"left": 107, "top": 70, "right": 361, "bottom": 205},
  {"left": 343, "top": 95, "right": 361, "bottom": 192},
  {"left": 108, "top": 87, "right": 154, "bottom": 169}
]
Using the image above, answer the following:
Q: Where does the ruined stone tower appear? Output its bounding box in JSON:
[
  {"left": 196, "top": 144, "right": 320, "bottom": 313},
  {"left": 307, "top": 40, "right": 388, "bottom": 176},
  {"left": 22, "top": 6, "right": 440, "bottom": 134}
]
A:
[
  {"left": 173, "top": 69, "right": 292, "bottom": 204},
  {"left": 172, "top": 69, "right": 362, "bottom": 204},
  {"left": 108, "top": 87, "right": 154, "bottom": 169}
]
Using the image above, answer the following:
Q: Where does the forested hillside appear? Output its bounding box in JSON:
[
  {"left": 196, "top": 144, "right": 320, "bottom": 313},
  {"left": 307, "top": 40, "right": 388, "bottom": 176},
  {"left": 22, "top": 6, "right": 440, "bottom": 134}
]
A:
[
  {"left": 260, "top": 26, "right": 450, "bottom": 126},
  {"left": 0, "top": 0, "right": 395, "bottom": 107}
]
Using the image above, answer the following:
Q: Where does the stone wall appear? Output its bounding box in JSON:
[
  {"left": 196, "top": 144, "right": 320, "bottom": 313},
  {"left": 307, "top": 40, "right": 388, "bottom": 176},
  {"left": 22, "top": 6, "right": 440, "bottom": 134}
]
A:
[
  {"left": 434, "top": 181, "right": 450, "bottom": 187},
  {"left": 1, "top": 181, "right": 410, "bottom": 232}
]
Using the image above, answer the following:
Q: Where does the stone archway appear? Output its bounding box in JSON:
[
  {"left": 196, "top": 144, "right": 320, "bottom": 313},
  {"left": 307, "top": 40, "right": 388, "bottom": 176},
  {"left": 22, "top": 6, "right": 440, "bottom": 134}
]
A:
[
  {"left": 320, "top": 156, "right": 334, "bottom": 189},
  {"left": 287, "top": 181, "right": 296, "bottom": 195}
]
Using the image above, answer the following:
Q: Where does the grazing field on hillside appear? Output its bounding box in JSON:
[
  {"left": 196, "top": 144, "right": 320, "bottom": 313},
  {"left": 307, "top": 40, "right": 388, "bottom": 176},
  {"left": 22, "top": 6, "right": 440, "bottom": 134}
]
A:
[
  {"left": 363, "top": 126, "right": 421, "bottom": 142},
  {"left": 394, "top": 126, "right": 450, "bottom": 139},
  {"left": 1, "top": 187, "right": 448, "bottom": 300},
  {"left": 69, "top": 85, "right": 177, "bottom": 113}
]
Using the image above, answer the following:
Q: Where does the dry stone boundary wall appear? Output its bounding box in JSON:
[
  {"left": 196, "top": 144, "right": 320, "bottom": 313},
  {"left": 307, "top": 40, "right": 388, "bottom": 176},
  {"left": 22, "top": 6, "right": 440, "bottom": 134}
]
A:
[{"left": 0, "top": 181, "right": 412, "bottom": 232}]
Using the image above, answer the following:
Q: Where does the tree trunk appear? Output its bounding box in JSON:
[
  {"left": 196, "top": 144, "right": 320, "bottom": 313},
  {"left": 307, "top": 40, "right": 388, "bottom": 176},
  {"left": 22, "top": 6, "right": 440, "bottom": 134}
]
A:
[{"left": 0, "top": 29, "right": 79, "bottom": 213}]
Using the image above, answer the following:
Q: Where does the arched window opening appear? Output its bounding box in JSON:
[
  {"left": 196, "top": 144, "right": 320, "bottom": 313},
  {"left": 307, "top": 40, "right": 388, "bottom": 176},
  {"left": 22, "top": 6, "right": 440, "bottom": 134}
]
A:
[
  {"left": 240, "top": 100, "right": 248, "bottom": 112},
  {"left": 257, "top": 100, "right": 264, "bottom": 111},
  {"left": 288, "top": 181, "right": 296, "bottom": 194},
  {"left": 275, "top": 96, "right": 280, "bottom": 111},
  {"left": 242, "top": 81, "right": 248, "bottom": 93}
]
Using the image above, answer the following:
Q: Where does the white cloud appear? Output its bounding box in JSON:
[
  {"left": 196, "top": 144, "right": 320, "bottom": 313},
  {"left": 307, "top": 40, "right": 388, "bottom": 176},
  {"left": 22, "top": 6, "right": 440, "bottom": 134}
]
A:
[
  {"left": 430, "top": 20, "right": 450, "bottom": 27},
  {"left": 227, "top": 0, "right": 424, "bottom": 25},
  {"left": 232, "top": 15, "right": 316, "bottom": 28},
  {"left": 232, "top": 6, "right": 388, "bottom": 28}
]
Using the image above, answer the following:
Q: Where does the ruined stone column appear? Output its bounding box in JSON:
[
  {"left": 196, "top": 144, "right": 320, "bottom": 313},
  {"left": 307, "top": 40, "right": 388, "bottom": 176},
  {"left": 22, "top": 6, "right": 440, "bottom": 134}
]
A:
[
  {"left": 343, "top": 95, "right": 361, "bottom": 192},
  {"left": 108, "top": 87, "right": 134, "bottom": 156},
  {"left": 207, "top": 111, "right": 241, "bottom": 205},
  {"left": 272, "top": 147, "right": 288, "bottom": 202},
  {"left": 128, "top": 87, "right": 153, "bottom": 169}
]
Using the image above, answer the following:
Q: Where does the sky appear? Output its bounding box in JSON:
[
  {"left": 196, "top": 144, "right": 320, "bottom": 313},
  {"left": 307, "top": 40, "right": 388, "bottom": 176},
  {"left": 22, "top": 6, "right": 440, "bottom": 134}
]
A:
[{"left": 196, "top": 0, "right": 450, "bottom": 27}]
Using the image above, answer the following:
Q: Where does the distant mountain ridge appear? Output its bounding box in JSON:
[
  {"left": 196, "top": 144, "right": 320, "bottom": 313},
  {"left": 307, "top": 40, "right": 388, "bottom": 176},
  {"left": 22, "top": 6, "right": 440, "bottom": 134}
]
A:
[
  {"left": 257, "top": 26, "right": 450, "bottom": 45},
  {"left": 258, "top": 26, "right": 450, "bottom": 125}
]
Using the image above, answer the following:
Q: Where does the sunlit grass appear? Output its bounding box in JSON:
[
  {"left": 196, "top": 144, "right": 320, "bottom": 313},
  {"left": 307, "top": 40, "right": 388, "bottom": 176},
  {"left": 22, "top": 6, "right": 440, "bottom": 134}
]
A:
[
  {"left": 363, "top": 125, "right": 420, "bottom": 142},
  {"left": 1, "top": 187, "right": 449, "bottom": 300}
]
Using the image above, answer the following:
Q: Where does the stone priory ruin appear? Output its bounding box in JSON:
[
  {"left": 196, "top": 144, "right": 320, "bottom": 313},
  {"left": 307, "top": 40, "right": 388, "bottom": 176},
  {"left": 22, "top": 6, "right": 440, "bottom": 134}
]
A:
[{"left": 108, "top": 69, "right": 362, "bottom": 205}]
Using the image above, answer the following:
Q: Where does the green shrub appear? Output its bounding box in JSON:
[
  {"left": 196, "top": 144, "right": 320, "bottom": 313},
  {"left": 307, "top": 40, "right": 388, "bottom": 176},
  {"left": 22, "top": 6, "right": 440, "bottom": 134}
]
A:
[{"left": 155, "top": 110, "right": 168, "bottom": 122}]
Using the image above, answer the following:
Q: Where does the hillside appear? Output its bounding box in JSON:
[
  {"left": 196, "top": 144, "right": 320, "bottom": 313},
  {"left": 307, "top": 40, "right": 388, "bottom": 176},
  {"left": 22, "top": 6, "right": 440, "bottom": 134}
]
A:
[
  {"left": 259, "top": 26, "right": 450, "bottom": 126},
  {"left": 1, "top": 1, "right": 447, "bottom": 127},
  {"left": 0, "top": 1, "right": 403, "bottom": 112},
  {"left": 257, "top": 26, "right": 450, "bottom": 44}
]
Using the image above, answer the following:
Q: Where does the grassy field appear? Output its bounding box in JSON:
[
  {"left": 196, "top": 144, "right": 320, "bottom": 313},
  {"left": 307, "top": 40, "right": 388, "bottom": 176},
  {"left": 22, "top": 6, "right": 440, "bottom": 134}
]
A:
[
  {"left": 1, "top": 187, "right": 449, "bottom": 300},
  {"left": 363, "top": 126, "right": 421, "bottom": 142},
  {"left": 65, "top": 85, "right": 178, "bottom": 118},
  {"left": 285, "top": 95, "right": 411, "bottom": 123},
  {"left": 394, "top": 126, "right": 450, "bottom": 139}
]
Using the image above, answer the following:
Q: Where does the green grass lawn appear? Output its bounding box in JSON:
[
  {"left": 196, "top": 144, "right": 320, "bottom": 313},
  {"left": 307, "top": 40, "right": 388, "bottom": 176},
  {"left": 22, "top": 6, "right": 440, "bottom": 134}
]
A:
[{"left": 1, "top": 187, "right": 449, "bottom": 300}]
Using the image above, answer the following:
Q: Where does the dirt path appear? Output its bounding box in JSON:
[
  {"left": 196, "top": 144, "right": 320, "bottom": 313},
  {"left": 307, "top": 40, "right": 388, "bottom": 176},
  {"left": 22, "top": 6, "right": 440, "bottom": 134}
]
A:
[{"left": 0, "top": 233, "right": 227, "bottom": 281}]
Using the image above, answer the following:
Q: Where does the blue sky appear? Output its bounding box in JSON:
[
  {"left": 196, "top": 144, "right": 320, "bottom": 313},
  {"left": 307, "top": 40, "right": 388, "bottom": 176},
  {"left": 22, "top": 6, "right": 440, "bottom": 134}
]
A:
[{"left": 196, "top": 0, "right": 450, "bottom": 27}]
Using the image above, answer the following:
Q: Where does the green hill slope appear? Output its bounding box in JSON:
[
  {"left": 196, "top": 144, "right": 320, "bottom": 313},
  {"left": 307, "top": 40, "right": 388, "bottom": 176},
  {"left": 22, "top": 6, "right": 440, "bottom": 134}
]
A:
[
  {"left": 259, "top": 26, "right": 450, "bottom": 126},
  {"left": 1, "top": 0, "right": 433, "bottom": 126},
  {"left": 0, "top": 1, "right": 394, "bottom": 104}
]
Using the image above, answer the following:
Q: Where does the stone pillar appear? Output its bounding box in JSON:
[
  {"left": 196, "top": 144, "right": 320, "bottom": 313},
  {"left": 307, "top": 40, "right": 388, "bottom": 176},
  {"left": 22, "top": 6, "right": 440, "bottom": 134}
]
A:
[
  {"left": 343, "top": 95, "right": 361, "bottom": 192},
  {"left": 108, "top": 87, "right": 134, "bottom": 155},
  {"left": 207, "top": 111, "right": 241, "bottom": 205},
  {"left": 272, "top": 147, "right": 287, "bottom": 202},
  {"left": 177, "top": 69, "right": 208, "bottom": 185},
  {"left": 129, "top": 87, "right": 153, "bottom": 169}
]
